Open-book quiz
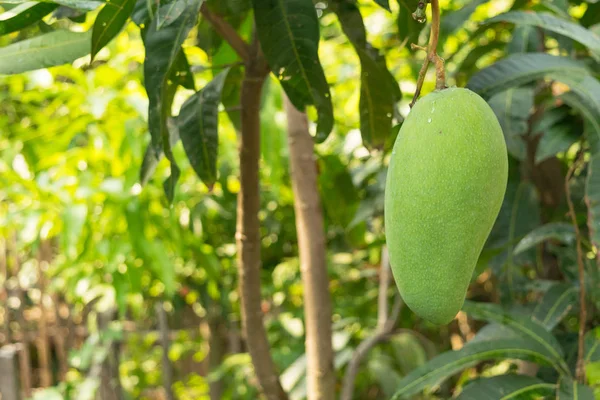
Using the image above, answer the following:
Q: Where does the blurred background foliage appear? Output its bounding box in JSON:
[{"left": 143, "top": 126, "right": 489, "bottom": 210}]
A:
[{"left": 0, "top": 0, "right": 599, "bottom": 399}]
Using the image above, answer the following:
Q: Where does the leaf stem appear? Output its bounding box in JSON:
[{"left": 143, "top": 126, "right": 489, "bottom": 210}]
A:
[
  {"left": 565, "top": 149, "right": 587, "bottom": 383},
  {"left": 410, "top": 0, "right": 446, "bottom": 108}
]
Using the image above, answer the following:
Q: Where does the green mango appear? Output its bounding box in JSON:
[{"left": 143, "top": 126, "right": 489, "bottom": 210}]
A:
[{"left": 384, "top": 87, "right": 508, "bottom": 325}]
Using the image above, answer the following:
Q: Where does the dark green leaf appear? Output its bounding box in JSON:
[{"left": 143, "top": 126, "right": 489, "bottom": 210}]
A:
[
  {"left": 396, "top": 0, "right": 422, "bottom": 44},
  {"left": 139, "top": 120, "right": 180, "bottom": 186},
  {"left": 487, "top": 11, "right": 600, "bottom": 60},
  {"left": 532, "top": 283, "right": 578, "bottom": 330},
  {"left": 457, "top": 375, "right": 555, "bottom": 400},
  {"left": 91, "top": 0, "right": 136, "bottom": 60},
  {"left": 462, "top": 301, "right": 569, "bottom": 374},
  {"left": 0, "top": 30, "right": 91, "bottom": 75},
  {"left": 334, "top": 0, "right": 400, "bottom": 149},
  {"left": 533, "top": 106, "right": 581, "bottom": 164},
  {"left": 253, "top": 0, "right": 333, "bottom": 142},
  {"left": 557, "top": 378, "right": 595, "bottom": 399},
  {"left": 514, "top": 223, "right": 576, "bottom": 255},
  {"left": 390, "top": 339, "right": 563, "bottom": 399},
  {"left": 507, "top": 25, "right": 542, "bottom": 54},
  {"left": 467, "top": 53, "right": 589, "bottom": 98},
  {"left": 177, "top": 68, "right": 229, "bottom": 189},
  {"left": 581, "top": 1, "right": 600, "bottom": 28},
  {"left": 143, "top": 0, "right": 202, "bottom": 200},
  {"left": 0, "top": 2, "right": 58, "bottom": 36},
  {"left": 373, "top": 0, "right": 390, "bottom": 11},
  {"left": 156, "top": 0, "right": 187, "bottom": 29},
  {"left": 487, "top": 87, "right": 533, "bottom": 160}
]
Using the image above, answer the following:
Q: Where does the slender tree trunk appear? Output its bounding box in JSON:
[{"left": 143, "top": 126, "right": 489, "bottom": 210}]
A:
[
  {"left": 1, "top": 238, "right": 10, "bottom": 343},
  {"left": 284, "top": 95, "right": 335, "bottom": 400},
  {"left": 236, "top": 45, "right": 287, "bottom": 400},
  {"left": 208, "top": 315, "right": 226, "bottom": 400},
  {"left": 7, "top": 234, "right": 31, "bottom": 397},
  {"left": 155, "top": 302, "right": 175, "bottom": 400},
  {"left": 37, "top": 240, "right": 52, "bottom": 388},
  {"left": 97, "top": 309, "right": 124, "bottom": 400}
]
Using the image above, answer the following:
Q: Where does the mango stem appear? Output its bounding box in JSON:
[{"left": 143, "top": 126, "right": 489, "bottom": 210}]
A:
[{"left": 410, "top": 0, "right": 447, "bottom": 108}]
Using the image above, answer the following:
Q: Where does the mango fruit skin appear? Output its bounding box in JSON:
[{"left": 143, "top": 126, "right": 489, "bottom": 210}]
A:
[{"left": 384, "top": 87, "right": 508, "bottom": 325}]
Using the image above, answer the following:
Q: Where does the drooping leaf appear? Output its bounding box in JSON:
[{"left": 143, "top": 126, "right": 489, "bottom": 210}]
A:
[
  {"left": 532, "top": 283, "right": 578, "bottom": 330},
  {"left": 513, "top": 223, "right": 576, "bottom": 255},
  {"left": 390, "top": 339, "right": 563, "bottom": 399},
  {"left": 456, "top": 374, "right": 555, "bottom": 400},
  {"left": 0, "top": 2, "right": 58, "bottom": 36},
  {"left": 143, "top": 0, "right": 203, "bottom": 200},
  {"left": 557, "top": 378, "right": 595, "bottom": 400},
  {"left": 487, "top": 11, "right": 600, "bottom": 61},
  {"left": 487, "top": 87, "right": 533, "bottom": 160},
  {"left": 139, "top": 119, "right": 180, "bottom": 186},
  {"left": 467, "top": 53, "right": 589, "bottom": 98},
  {"left": 177, "top": 68, "right": 229, "bottom": 189},
  {"left": 253, "top": 0, "right": 334, "bottom": 142},
  {"left": 533, "top": 107, "right": 581, "bottom": 164},
  {"left": 396, "top": 0, "right": 421, "bottom": 44},
  {"left": 91, "top": 0, "right": 136, "bottom": 60},
  {"left": 334, "top": 0, "right": 400, "bottom": 149},
  {"left": 462, "top": 301, "right": 569, "bottom": 374},
  {"left": 0, "top": 30, "right": 91, "bottom": 75}
]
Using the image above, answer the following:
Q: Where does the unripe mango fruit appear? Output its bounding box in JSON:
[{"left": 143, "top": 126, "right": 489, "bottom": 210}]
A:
[{"left": 384, "top": 87, "right": 508, "bottom": 325}]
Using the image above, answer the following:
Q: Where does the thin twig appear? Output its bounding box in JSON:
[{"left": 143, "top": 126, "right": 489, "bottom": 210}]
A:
[
  {"left": 377, "top": 246, "right": 391, "bottom": 330},
  {"left": 341, "top": 258, "right": 403, "bottom": 400},
  {"left": 565, "top": 149, "right": 587, "bottom": 383},
  {"left": 410, "top": 0, "right": 446, "bottom": 108},
  {"left": 200, "top": 3, "right": 251, "bottom": 62}
]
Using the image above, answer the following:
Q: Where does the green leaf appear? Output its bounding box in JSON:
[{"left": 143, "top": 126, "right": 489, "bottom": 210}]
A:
[
  {"left": 513, "top": 223, "right": 576, "bottom": 255},
  {"left": 177, "top": 68, "right": 229, "bottom": 189},
  {"left": 581, "top": 1, "right": 600, "bottom": 28},
  {"left": 396, "top": 0, "right": 422, "bottom": 44},
  {"left": 461, "top": 301, "right": 569, "bottom": 375},
  {"left": 0, "top": 29, "right": 91, "bottom": 75},
  {"left": 487, "top": 11, "right": 600, "bottom": 61},
  {"left": 334, "top": 0, "right": 400, "bottom": 149},
  {"left": 507, "top": 25, "right": 542, "bottom": 54},
  {"left": 440, "top": 0, "right": 488, "bottom": 38},
  {"left": 534, "top": 110, "right": 581, "bottom": 164},
  {"left": 372, "top": 0, "right": 390, "bottom": 11},
  {"left": 317, "top": 154, "right": 359, "bottom": 228},
  {"left": 0, "top": 2, "right": 58, "bottom": 36},
  {"left": 584, "top": 328, "right": 600, "bottom": 363},
  {"left": 2, "top": 0, "right": 104, "bottom": 10},
  {"left": 532, "top": 283, "right": 578, "bottom": 330},
  {"left": 456, "top": 374, "right": 555, "bottom": 400},
  {"left": 487, "top": 87, "right": 533, "bottom": 160},
  {"left": 557, "top": 378, "right": 595, "bottom": 400},
  {"left": 139, "top": 119, "right": 180, "bottom": 186},
  {"left": 253, "top": 0, "right": 334, "bottom": 142},
  {"left": 390, "top": 339, "right": 563, "bottom": 399},
  {"left": 91, "top": 0, "right": 136, "bottom": 60},
  {"left": 467, "top": 53, "right": 589, "bottom": 98},
  {"left": 143, "top": 0, "right": 202, "bottom": 200},
  {"left": 156, "top": 0, "right": 187, "bottom": 29}
]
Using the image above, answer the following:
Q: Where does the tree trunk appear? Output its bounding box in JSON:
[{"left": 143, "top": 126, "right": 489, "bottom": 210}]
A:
[
  {"left": 0, "top": 344, "right": 21, "bottom": 400},
  {"left": 284, "top": 95, "right": 335, "bottom": 400},
  {"left": 37, "top": 239, "right": 52, "bottom": 388},
  {"left": 155, "top": 302, "right": 175, "bottom": 400},
  {"left": 208, "top": 315, "right": 226, "bottom": 400},
  {"left": 236, "top": 48, "right": 287, "bottom": 400}
]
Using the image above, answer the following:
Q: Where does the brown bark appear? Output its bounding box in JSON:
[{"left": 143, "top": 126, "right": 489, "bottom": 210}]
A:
[
  {"left": 37, "top": 239, "right": 52, "bottom": 387},
  {"left": 155, "top": 302, "right": 175, "bottom": 400},
  {"left": 7, "top": 234, "right": 31, "bottom": 396},
  {"left": 1, "top": 238, "right": 10, "bottom": 343},
  {"left": 284, "top": 95, "right": 335, "bottom": 400},
  {"left": 208, "top": 316, "right": 226, "bottom": 400},
  {"left": 236, "top": 43, "right": 287, "bottom": 400}
]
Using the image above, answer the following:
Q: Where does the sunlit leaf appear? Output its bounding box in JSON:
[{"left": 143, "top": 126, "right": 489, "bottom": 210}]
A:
[
  {"left": 456, "top": 374, "right": 555, "bottom": 399},
  {"left": 91, "top": 0, "right": 136, "bottom": 60},
  {"left": 253, "top": 0, "right": 333, "bottom": 142},
  {"left": 0, "top": 30, "right": 91, "bottom": 75},
  {"left": 0, "top": 2, "right": 58, "bottom": 35}
]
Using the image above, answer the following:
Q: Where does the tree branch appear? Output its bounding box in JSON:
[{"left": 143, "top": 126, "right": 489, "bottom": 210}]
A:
[
  {"left": 565, "top": 149, "right": 587, "bottom": 383},
  {"left": 340, "top": 253, "right": 403, "bottom": 400},
  {"left": 410, "top": 0, "right": 446, "bottom": 108},
  {"left": 200, "top": 3, "right": 251, "bottom": 62}
]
